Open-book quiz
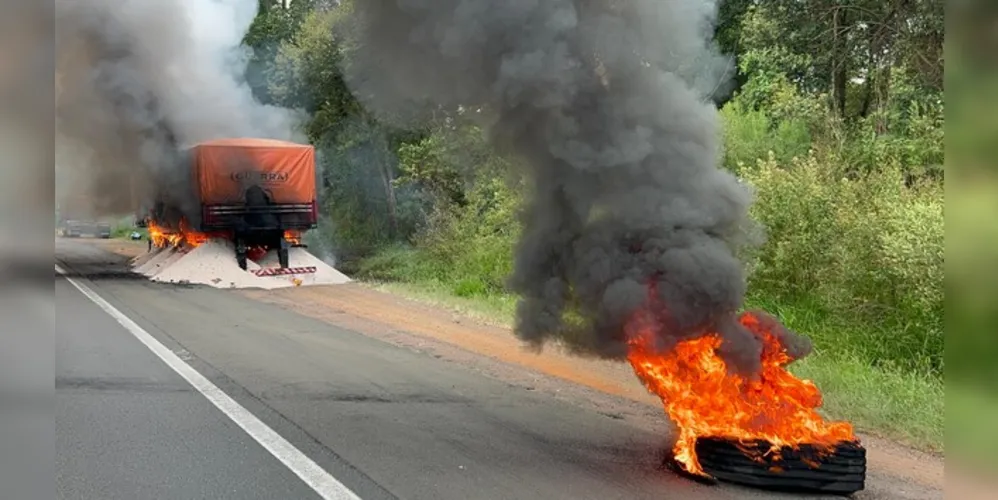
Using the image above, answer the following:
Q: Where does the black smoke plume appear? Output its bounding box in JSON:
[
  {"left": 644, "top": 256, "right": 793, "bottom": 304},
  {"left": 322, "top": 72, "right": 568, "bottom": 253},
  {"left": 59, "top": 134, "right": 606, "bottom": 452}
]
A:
[{"left": 344, "top": 0, "right": 808, "bottom": 373}]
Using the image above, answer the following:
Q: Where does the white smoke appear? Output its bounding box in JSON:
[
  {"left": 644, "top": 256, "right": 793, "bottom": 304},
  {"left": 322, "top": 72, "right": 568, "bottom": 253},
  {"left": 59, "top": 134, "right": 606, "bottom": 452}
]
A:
[{"left": 55, "top": 0, "right": 304, "bottom": 218}]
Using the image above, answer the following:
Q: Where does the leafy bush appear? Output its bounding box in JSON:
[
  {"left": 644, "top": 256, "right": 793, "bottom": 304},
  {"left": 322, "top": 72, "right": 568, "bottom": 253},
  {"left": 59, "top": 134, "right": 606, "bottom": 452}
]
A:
[
  {"left": 411, "top": 172, "right": 519, "bottom": 297},
  {"left": 718, "top": 65, "right": 823, "bottom": 172},
  {"left": 360, "top": 116, "right": 944, "bottom": 378},
  {"left": 720, "top": 100, "right": 811, "bottom": 170},
  {"left": 738, "top": 153, "right": 943, "bottom": 375},
  {"left": 718, "top": 66, "right": 943, "bottom": 376}
]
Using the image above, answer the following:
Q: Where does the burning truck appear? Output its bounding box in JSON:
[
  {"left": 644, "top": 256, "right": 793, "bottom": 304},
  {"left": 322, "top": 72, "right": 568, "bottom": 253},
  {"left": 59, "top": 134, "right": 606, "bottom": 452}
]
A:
[{"left": 137, "top": 138, "right": 318, "bottom": 270}]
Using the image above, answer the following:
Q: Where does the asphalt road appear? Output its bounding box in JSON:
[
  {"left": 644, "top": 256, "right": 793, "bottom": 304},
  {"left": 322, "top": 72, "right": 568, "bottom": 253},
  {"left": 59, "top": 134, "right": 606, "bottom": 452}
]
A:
[{"left": 54, "top": 238, "right": 922, "bottom": 500}]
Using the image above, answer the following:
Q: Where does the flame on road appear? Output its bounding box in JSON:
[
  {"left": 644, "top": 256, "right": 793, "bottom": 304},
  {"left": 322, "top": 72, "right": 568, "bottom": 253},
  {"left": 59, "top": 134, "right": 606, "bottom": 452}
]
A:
[{"left": 626, "top": 307, "right": 856, "bottom": 476}]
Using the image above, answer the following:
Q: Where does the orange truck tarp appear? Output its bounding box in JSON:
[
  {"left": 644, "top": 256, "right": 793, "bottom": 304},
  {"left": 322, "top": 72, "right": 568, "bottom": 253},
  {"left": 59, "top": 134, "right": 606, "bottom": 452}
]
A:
[{"left": 190, "top": 138, "right": 317, "bottom": 205}]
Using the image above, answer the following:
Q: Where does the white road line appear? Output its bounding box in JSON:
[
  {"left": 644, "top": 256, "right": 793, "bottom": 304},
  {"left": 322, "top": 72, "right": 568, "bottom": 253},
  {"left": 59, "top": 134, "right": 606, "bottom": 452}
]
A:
[{"left": 55, "top": 264, "right": 363, "bottom": 500}]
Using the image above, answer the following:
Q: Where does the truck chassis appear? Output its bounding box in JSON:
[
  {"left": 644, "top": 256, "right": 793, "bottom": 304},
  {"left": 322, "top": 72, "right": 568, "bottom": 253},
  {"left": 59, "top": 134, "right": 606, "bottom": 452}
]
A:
[{"left": 202, "top": 201, "right": 317, "bottom": 271}]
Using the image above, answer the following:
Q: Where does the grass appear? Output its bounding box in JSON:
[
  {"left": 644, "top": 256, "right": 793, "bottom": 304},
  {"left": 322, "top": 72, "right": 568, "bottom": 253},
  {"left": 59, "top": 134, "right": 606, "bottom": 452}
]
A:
[
  {"left": 371, "top": 280, "right": 517, "bottom": 326},
  {"left": 788, "top": 353, "right": 942, "bottom": 450},
  {"left": 365, "top": 278, "right": 944, "bottom": 453}
]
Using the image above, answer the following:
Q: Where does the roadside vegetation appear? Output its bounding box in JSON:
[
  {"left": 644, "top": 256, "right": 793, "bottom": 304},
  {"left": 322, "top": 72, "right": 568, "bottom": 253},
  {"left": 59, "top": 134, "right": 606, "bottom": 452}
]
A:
[
  {"left": 233, "top": 0, "right": 945, "bottom": 451},
  {"left": 111, "top": 218, "right": 145, "bottom": 239}
]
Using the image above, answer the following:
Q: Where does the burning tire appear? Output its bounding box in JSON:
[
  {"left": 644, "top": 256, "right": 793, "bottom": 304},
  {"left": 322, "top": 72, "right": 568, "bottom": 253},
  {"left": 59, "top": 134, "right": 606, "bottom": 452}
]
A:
[{"left": 694, "top": 437, "right": 865, "bottom": 496}]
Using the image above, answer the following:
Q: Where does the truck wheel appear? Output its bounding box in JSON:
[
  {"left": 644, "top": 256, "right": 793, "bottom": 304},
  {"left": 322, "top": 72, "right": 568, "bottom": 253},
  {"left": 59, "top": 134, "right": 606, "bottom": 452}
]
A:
[
  {"left": 278, "top": 247, "right": 290, "bottom": 269},
  {"left": 234, "top": 237, "right": 249, "bottom": 271}
]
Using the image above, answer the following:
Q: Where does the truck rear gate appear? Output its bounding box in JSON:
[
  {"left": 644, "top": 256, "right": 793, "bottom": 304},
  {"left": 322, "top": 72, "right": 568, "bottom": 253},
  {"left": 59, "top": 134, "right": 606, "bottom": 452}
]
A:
[
  {"left": 201, "top": 202, "right": 318, "bottom": 231},
  {"left": 188, "top": 138, "right": 319, "bottom": 270}
]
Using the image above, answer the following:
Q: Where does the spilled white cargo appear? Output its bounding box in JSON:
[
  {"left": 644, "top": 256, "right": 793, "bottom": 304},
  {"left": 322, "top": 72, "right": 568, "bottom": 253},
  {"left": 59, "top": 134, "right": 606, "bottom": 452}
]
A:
[
  {"left": 129, "top": 246, "right": 162, "bottom": 271},
  {"left": 134, "top": 247, "right": 176, "bottom": 276},
  {"left": 129, "top": 239, "right": 351, "bottom": 289}
]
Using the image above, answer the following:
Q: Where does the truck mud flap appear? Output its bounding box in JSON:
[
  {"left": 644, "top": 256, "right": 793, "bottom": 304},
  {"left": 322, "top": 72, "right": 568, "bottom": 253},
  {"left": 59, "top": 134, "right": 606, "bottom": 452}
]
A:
[{"left": 252, "top": 266, "right": 317, "bottom": 277}]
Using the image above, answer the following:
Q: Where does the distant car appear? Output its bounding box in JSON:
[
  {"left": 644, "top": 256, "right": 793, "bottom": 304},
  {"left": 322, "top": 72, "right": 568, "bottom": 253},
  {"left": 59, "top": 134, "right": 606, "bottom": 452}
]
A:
[
  {"left": 63, "top": 220, "right": 81, "bottom": 237},
  {"left": 129, "top": 231, "right": 142, "bottom": 240},
  {"left": 63, "top": 220, "right": 112, "bottom": 239}
]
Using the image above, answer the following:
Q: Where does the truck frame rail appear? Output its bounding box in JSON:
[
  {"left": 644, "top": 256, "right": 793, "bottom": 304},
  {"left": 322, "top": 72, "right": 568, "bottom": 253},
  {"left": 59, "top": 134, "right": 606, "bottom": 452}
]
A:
[{"left": 201, "top": 202, "right": 318, "bottom": 232}]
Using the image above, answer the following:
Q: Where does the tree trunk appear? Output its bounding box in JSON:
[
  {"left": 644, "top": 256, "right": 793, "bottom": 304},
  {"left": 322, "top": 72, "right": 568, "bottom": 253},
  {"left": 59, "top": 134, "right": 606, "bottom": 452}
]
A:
[
  {"left": 378, "top": 146, "right": 399, "bottom": 238},
  {"left": 830, "top": 5, "right": 849, "bottom": 117},
  {"left": 859, "top": 38, "right": 875, "bottom": 118},
  {"left": 875, "top": 64, "right": 891, "bottom": 135}
]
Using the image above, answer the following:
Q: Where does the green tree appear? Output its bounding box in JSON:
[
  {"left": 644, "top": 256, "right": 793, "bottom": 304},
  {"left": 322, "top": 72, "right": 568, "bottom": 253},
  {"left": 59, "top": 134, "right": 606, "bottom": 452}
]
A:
[{"left": 243, "top": 0, "right": 326, "bottom": 103}]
